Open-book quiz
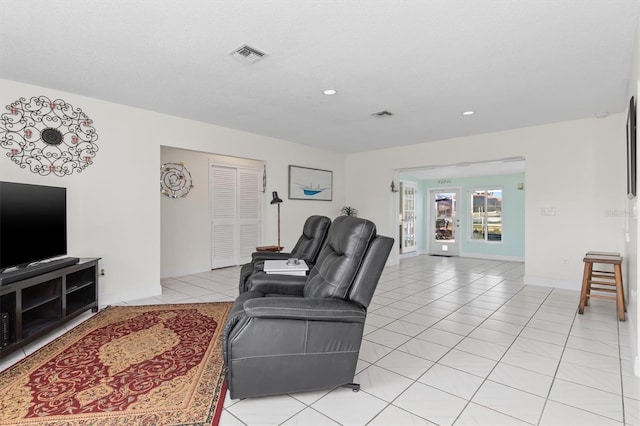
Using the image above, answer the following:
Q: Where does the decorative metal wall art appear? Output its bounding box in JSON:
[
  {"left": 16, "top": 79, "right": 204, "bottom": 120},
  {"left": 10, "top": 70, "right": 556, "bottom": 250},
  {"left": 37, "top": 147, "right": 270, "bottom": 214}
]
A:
[
  {"left": 161, "top": 162, "right": 194, "bottom": 198},
  {"left": 0, "top": 96, "right": 99, "bottom": 176}
]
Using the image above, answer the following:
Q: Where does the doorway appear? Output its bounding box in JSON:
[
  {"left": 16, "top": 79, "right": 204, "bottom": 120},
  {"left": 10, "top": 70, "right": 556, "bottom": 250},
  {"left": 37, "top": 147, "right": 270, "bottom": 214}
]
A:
[
  {"left": 429, "top": 188, "right": 460, "bottom": 256},
  {"left": 160, "top": 146, "right": 267, "bottom": 278}
]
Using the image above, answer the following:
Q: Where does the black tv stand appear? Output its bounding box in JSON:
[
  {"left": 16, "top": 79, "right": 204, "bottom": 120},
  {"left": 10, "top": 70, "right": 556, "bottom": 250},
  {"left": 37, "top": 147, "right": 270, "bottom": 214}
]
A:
[
  {"left": 0, "top": 258, "right": 99, "bottom": 355},
  {"left": 0, "top": 257, "right": 79, "bottom": 286}
]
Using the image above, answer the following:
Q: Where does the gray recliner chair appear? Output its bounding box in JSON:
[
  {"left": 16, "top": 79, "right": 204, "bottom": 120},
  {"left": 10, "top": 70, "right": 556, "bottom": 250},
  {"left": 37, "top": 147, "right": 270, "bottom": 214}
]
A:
[
  {"left": 238, "top": 215, "right": 331, "bottom": 293},
  {"left": 223, "top": 215, "right": 394, "bottom": 399}
]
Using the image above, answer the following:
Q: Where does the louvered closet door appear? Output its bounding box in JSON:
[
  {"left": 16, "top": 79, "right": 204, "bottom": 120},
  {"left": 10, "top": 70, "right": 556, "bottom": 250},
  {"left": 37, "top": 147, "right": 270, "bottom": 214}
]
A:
[
  {"left": 210, "top": 165, "right": 261, "bottom": 269},
  {"left": 211, "top": 166, "right": 237, "bottom": 269},
  {"left": 237, "top": 168, "right": 261, "bottom": 264}
]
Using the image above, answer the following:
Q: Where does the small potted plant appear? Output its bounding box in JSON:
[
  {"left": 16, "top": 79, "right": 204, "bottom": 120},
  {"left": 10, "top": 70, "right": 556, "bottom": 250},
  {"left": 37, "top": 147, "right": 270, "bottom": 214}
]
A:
[{"left": 340, "top": 206, "right": 358, "bottom": 217}]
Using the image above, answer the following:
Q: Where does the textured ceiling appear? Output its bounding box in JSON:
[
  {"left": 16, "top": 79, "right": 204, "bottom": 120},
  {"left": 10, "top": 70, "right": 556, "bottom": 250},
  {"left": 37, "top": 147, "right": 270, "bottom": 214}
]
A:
[{"left": 0, "top": 1, "right": 638, "bottom": 154}]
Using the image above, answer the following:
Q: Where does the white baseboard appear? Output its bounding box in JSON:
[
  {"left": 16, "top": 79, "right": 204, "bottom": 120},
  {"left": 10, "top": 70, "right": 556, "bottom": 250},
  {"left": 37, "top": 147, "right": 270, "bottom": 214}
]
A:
[
  {"left": 415, "top": 249, "right": 524, "bottom": 263},
  {"left": 100, "top": 284, "right": 162, "bottom": 305},
  {"left": 399, "top": 251, "right": 420, "bottom": 259},
  {"left": 460, "top": 252, "right": 525, "bottom": 262},
  {"left": 523, "top": 275, "right": 580, "bottom": 291}
]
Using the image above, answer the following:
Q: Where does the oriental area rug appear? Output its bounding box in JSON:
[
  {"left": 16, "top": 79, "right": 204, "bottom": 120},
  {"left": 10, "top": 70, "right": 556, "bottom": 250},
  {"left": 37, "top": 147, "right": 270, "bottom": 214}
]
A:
[{"left": 0, "top": 302, "right": 233, "bottom": 426}]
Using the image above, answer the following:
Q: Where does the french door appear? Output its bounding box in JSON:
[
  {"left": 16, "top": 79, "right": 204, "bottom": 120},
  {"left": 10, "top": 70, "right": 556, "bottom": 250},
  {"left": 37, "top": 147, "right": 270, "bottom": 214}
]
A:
[
  {"left": 210, "top": 164, "right": 261, "bottom": 269},
  {"left": 400, "top": 181, "right": 417, "bottom": 253},
  {"left": 429, "top": 189, "right": 460, "bottom": 256}
]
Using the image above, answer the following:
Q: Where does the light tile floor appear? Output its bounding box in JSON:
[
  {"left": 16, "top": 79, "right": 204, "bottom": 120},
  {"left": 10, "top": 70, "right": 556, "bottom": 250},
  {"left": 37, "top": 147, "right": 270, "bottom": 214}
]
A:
[{"left": 1, "top": 255, "right": 638, "bottom": 425}]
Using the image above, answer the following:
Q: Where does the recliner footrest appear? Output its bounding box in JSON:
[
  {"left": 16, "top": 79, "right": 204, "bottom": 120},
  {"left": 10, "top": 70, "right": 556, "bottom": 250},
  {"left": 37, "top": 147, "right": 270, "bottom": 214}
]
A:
[{"left": 341, "top": 382, "right": 360, "bottom": 392}]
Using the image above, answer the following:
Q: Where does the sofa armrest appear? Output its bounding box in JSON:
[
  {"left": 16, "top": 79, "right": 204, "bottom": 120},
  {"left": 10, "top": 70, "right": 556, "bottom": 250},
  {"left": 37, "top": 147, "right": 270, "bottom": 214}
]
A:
[
  {"left": 247, "top": 273, "right": 306, "bottom": 296},
  {"left": 251, "top": 251, "right": 291, "bottom": 262},
  {"left": 243, "top": 297, "right": 366, "bottom": 322}
]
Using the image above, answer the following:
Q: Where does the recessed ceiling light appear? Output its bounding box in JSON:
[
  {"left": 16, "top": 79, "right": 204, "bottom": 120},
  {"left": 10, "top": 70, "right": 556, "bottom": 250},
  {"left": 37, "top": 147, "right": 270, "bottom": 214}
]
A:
[
  {"left": 462, "top": 111, "right": 475, "bottom": 116},
  {"left": 323, "top": 89, "right": 337, "bottom": 95}
]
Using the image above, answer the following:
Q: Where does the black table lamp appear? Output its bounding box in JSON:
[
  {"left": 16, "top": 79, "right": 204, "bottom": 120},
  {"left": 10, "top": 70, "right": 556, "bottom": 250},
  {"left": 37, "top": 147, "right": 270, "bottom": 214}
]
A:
[{"left": 270, "top": 191, "right": 283, "bottom": 249}]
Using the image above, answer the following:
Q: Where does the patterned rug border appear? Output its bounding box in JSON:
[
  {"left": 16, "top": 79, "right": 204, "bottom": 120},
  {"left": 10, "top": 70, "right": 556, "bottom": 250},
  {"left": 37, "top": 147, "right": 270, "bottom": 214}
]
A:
[{"left": 0, "top": 302, "right": 233, "bottom": 426}]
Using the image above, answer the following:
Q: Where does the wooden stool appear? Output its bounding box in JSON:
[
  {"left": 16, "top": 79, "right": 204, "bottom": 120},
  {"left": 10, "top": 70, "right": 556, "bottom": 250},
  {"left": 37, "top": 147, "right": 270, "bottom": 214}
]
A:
[{"left": 578, "top": 252, "right": 626, "bottom": 321}]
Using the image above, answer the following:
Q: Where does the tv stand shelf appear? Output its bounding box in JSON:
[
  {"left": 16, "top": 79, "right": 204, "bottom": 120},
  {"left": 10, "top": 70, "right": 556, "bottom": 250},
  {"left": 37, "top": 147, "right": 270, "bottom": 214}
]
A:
[{"left": 0, "top": 258, "right": 99, "bottom": 356}]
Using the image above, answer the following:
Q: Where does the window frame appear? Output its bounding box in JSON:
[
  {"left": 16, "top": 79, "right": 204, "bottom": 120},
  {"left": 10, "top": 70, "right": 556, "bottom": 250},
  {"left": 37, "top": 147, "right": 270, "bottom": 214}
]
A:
[{"left": 468, "top": 187, "right": 504, "bottom": 244}]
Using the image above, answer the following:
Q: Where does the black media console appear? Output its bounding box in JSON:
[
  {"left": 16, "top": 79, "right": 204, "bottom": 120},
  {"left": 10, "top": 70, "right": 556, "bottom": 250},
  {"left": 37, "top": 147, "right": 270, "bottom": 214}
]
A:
[
  {"left": 0, "top": 257, "right": 80, "bottom": 286},
  {"left": 0, "top": 258, "right": 100, "bottom": 356}
]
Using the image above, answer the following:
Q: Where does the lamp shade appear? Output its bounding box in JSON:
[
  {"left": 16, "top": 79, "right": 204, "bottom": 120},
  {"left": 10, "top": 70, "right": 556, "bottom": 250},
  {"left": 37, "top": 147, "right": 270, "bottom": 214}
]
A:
[{"left": 271, "top": 191, "right": 283, "bottom": 204}]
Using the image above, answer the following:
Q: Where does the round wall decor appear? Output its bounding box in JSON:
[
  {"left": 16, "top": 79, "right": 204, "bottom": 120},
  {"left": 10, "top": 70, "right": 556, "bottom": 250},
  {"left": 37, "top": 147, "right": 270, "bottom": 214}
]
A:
[
  {"left": 161, "top": 162, "right": 194, "bottom": 198},
  {"left": 0, "top": 96, "right": 99, "bottom": 176}
]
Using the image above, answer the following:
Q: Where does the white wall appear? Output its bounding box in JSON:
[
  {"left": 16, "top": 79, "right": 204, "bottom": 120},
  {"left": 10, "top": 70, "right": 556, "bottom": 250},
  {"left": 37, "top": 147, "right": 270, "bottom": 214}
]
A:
[
  {"left": 0, "top": 78, "right": 346, "bottom": 303},
  {"left": 627, "top": 14, "right": 640, "bottom": 376},
  {"left": 346, "top": 116, "right": 627, "bottom": 289}
]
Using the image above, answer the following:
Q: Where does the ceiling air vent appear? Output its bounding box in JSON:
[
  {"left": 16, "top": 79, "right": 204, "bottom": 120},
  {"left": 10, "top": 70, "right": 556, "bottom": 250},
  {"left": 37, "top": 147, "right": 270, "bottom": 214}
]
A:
[
  {"left": 231, "top": 44, "right": 267, "bottom": 63},
  {"left": 371, "top": 110, "right": 393, "bottom": 117}
]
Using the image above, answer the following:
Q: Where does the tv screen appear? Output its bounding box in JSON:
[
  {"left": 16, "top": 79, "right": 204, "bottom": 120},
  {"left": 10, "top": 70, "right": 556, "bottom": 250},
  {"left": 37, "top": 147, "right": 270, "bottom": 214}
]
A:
[{"left": 0, "top": 181, "right": 67, "bottom": 270}]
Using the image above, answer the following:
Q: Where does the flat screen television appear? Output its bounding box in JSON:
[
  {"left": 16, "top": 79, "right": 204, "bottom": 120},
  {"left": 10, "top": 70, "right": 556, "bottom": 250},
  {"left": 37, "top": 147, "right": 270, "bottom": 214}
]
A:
[{"left": 0, "top": 181, "right": 67, "bottom": 271}]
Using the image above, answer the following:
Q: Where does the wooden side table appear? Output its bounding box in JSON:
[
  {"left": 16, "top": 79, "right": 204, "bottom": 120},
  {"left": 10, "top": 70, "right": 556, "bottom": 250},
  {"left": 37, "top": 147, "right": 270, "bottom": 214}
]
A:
[{"left": 256, "top": 245, "right": 284, "bottom": 253}]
